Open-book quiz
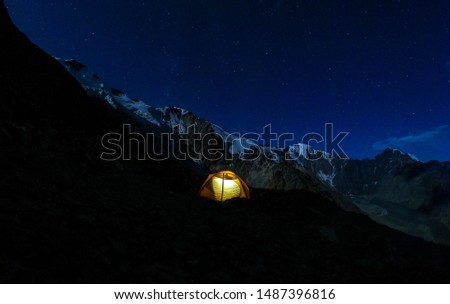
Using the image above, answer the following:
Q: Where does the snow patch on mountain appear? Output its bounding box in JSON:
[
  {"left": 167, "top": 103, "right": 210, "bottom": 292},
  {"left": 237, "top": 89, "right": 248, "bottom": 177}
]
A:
[
  {"left": 55, "top": 58, "right": 166, "bottom": 127},
  {"left": 290, "top": 143, "right": 310, "bottom": 158},
  {"left": 211, "top": 124, "right": 260, "bottom": 155},
  {"left": 407, "top": 153, "right": 420, "bottom": 162},
  {"left": 317, "top": 170, "right": 336, "bottom": 188}
]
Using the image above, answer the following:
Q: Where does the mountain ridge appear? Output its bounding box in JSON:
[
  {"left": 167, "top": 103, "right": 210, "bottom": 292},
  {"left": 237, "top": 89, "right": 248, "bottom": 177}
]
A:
[{"left": 56, "top": 58, "right": 450, "bottom": 245}]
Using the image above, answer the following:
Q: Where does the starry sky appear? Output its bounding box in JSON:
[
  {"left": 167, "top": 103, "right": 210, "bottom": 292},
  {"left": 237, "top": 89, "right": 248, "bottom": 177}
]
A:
[{"left": 5, "top": 0, "right": 450, "bottom": 161}]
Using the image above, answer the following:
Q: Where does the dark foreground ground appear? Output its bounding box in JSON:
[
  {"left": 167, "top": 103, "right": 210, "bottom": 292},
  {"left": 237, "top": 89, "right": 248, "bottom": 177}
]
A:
[
  {"left": 1, "top": 138, "right": 450, "bottom": 283},
  {"left": 0, "top": 0, "right": 449, "bottom": 283}
]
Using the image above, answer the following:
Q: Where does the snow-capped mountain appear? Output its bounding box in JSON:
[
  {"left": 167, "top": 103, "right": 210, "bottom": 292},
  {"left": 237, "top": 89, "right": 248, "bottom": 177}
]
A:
[
  {"left": 54, "top": 58, "right": 197, "bottom": 129},
  {"left": 58, "top": 58, "right": 450, "bottom": 245},
  {"left": 56, "top": 59, "right": 357, "bottom": 209}
]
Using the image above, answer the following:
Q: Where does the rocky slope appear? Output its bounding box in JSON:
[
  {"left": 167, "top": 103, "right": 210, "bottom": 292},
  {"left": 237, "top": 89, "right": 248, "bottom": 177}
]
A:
[{"left": 301, "top": 148, "right": 450, "bottom": 244}]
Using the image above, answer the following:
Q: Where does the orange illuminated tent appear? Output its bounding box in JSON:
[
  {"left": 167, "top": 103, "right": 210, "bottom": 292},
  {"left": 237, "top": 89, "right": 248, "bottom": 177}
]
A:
[{"left": 198, "top": 171, "right": 250, "bottom": 202}]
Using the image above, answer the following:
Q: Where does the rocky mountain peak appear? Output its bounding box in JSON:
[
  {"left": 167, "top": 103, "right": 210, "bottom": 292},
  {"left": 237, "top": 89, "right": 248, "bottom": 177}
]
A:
[{"left": 375, "top": 147, "right": 419, "bottom": 166}]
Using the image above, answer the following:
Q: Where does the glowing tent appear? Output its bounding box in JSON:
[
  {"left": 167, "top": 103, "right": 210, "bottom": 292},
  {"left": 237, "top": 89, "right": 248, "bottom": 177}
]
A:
[{"left": 198, "top": 171, "right": 251, "bottom": 202}]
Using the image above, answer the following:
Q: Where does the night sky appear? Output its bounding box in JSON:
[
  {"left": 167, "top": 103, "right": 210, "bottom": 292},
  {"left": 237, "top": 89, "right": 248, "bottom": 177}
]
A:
[{"left": 5, "top": 0, "right": 450, "bottom": 161}]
